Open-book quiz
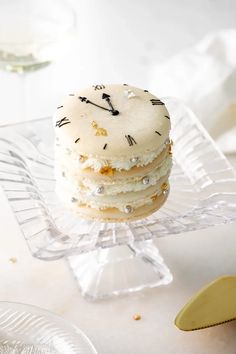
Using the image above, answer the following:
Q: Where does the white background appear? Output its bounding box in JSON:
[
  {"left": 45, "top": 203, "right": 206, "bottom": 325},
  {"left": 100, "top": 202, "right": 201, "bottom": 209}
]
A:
[
  {"left": 1, "top": 0, "right": 236, "bottom": 122},
  {"left": 0, "top": 1, "right": 236, "bottom": 353}
]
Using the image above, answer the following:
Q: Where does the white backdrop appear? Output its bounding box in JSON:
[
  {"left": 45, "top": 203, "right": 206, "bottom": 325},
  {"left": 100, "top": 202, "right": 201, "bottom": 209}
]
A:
[{"left": 1, "top": 0, "right": 236, "bottom": 123}]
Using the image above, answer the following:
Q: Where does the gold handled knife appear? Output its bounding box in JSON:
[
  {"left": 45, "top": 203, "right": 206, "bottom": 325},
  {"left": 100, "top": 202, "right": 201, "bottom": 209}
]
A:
[{"left": 175, "top": 275, "right": 236, "bottom": 331}]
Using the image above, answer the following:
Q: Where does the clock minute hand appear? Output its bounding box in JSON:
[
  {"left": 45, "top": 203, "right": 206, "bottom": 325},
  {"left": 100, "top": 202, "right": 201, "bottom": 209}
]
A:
[
  {"left": 79, "top": 96, "right": 111, "bottom": 112},
  {"left": 102, "top": 93, "right": 119, "bottom": 116}
]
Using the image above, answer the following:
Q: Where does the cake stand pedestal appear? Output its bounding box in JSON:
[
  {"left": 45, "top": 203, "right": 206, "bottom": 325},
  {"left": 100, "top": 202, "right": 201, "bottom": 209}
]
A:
[{"left": 67, "top": 240, "right": 172, "bottom": 300}]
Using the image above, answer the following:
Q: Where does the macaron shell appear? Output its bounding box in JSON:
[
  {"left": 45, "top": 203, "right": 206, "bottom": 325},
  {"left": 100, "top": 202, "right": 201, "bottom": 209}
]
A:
[
  {"left": 54, "top": 84, "right": 170, "bottom": 158},
  {"left": 67, "top": 190, "right": 169, "bottom": 222}
]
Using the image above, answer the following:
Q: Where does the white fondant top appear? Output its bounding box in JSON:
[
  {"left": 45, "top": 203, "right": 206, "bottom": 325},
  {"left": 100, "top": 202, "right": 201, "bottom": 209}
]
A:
[{"left": 54, "top": 84, "right": 171, "bottom": 159}]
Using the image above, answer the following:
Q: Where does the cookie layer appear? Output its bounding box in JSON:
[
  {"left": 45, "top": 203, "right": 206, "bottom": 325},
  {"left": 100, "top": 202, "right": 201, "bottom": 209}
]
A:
[{"left": 59, "top": 186, "right": 170, "bottom": 222}]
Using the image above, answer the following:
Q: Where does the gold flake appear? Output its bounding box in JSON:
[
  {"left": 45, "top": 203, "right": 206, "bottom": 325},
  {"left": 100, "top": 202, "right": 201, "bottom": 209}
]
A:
[
  {"left": 95, "top": 127, "right": 107, "bottom": 136},
  {"left": 91, "top": 120, "right": 108, "bottom": 136},
  {"left": 133, "top": 314, "right": 141, "bottom": 321},
  {"left": 92, "top": 121, "right": 98, "bottom": 128},
  {"left": 99, "top": 166, "right": 114, "bottom": 176},
  {"left": 161, "top": 182, "right": 169, "bottom": 192},
  {"left": 168, "top": 140, "right": 173, "bottom": 155},
  {"left": 151, "top": 194, "right": 158, "bottom": 202}
]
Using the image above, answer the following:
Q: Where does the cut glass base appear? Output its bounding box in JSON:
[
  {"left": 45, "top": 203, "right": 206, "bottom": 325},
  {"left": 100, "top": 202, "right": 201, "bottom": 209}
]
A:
[{"left": 67, "top": 240, "right": 172, "bottom": 300}]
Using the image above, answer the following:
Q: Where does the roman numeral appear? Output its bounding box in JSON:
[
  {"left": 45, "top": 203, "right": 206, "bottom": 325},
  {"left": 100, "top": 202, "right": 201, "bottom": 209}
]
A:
[
  {"left": 155, "top": 131, "right": 162, "bottom": 136},
  {"left": 78, "top": 96, "right": 87, "bottom": 102},
  {"left": 150, "top": 99, "right": 164, "bottom": 105},
  {"left": 125, "top": 135, "right": 137, "bottom": 146},
  {"left": 75, "top": 137, "right": 80, "bottom": 143},
  {"left": 93, "top": 84, "right": 105, "bottom": 90},
  {"left": 102, "top": 93, "right": 110, "bottom": 100},
  {"left": 56, "top": 117, "right": 70, "bottom": 128}
]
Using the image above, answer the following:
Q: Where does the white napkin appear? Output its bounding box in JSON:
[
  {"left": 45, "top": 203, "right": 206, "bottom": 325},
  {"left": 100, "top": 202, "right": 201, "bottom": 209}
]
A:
[{"left": 149, "top": 29, "right": 236, "bottom": 154}]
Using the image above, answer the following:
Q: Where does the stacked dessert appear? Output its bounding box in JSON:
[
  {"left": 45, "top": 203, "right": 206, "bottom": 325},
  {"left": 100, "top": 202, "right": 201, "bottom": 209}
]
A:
[{"left": 54, "top": 84, "right": 172, "bottom": 222}]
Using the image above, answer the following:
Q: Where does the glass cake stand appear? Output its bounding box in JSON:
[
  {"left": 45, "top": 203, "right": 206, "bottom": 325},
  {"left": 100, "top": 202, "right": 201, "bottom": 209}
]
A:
[{"left": 0, "top": 98, "right": 236, "bottom": 300}]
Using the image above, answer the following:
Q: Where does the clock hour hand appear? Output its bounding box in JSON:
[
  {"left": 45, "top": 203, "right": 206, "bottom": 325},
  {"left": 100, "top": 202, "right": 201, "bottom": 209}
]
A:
[
  {"left": 102, "top": 93, "right": 119, "bottom": 116},
  {"left": 79, "top": 96, "right": 111, "bottom": 112}
]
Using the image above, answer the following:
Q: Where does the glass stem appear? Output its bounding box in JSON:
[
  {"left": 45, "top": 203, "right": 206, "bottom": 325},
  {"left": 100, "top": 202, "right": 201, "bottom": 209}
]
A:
[{"left": 19, "top": 72, "right": 29, "bottom": 121}]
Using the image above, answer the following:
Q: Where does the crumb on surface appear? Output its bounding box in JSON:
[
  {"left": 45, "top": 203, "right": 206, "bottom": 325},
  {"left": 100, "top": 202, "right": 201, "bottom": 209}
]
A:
[
  {"left": 9, "top": 257, "right": 17, "bottom": 263},
  {"left": 133, "top": 314, "right": 141, "bottom": 321}
]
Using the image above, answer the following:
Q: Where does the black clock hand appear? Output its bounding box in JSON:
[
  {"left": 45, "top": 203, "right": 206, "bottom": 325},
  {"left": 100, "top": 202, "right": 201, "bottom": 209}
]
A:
[
  {"left": 79, "top": 96, "right": 111, "bottom": 112},
  {"left": 102, "top": 93, "right": 119, "bottom": 116},
  {"left": 79, "top": 95, "right": 119, "bottom": 116}
]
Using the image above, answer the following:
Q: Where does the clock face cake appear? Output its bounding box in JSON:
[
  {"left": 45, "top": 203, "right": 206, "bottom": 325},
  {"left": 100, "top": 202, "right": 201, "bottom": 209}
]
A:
[{"left": 54, "top": 84, "right": 172, "bottom": 222}]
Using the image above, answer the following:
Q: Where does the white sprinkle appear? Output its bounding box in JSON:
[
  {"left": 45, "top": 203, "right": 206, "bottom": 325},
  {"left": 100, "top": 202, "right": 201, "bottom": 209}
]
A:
[
  {"left": 142, "top": 176, "right": 150, "bottom": 185},
  {"left": 130, "top": 157, "right": 139, "bottom": 163},
  {"left": 124, "top": 89, "right": 136, "bottom": 99},
  {"left": 124, "top": 205, "right": 133, "bottom": 214},
  {"left": 95, "top": 185, "right": 104, "bottom": 195},
  {"left": 165, "top": 139, "right": 170, "bottom": 146}
]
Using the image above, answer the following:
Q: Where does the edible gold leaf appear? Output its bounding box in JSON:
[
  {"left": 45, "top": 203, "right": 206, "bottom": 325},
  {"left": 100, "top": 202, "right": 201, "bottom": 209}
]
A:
[
  {"left": 99, "top": 166, "right": 114, "bottom": 176},
  {"left": 95, "top": 128, "right": 107, "bottom": 136}
]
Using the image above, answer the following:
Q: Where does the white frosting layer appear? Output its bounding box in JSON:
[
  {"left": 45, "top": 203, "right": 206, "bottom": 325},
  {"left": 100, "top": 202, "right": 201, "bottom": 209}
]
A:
[
  {"left": 55, "top": 140, "right": 168, "bottom": 172},
  {"left": 56, "top": 154, "right": 171, "bottom": 211},
  {"left": 56, "top": 179, "right": 169, "bottom": 212},
  {"left": 56, "top": 155, "right": 172, "bottom": 196},
  {"left": 81, "top": 141, "right": 168, "bottom": 171},
  {"left": 82, "top": 156, "right": 172, "bottom": 195}
]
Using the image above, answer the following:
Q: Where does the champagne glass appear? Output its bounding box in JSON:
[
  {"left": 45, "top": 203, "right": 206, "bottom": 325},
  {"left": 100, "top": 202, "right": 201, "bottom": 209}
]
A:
[
  {"left": 0, "top": 0, "right": 76, "bottom": 73},
  {"left": 0, "top": 0, "right": 76, "bottom": 120}
]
